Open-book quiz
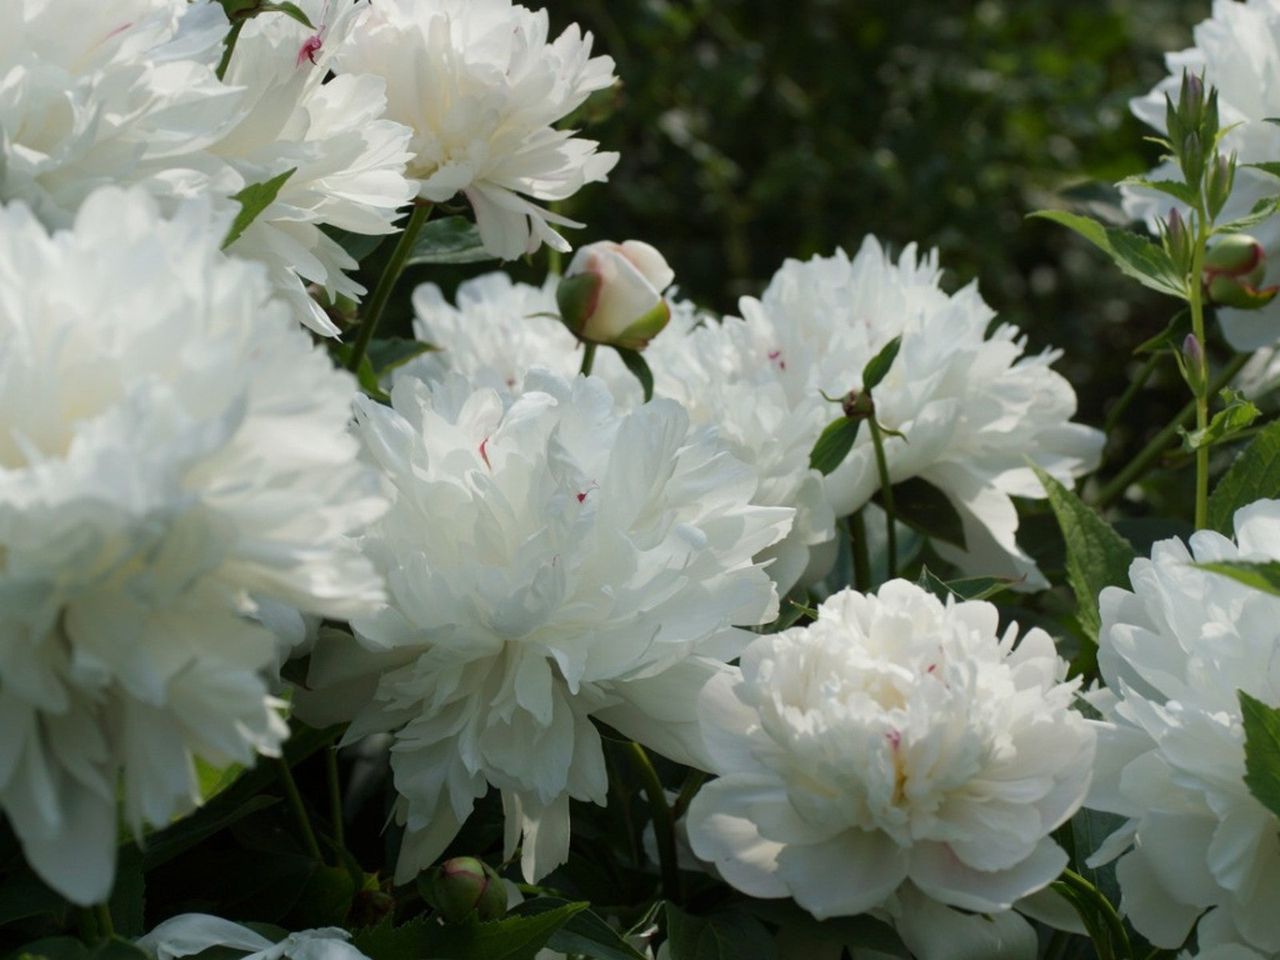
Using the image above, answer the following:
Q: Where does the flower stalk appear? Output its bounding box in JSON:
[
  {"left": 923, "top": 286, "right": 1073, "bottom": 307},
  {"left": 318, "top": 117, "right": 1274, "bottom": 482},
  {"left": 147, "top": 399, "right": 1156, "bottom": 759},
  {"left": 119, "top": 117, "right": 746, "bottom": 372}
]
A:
[
  {"left": 346, "top": 202, "right": 432, "bottom": 374},
  {"left": 867, "top": 417, "right": 898, "bottom": 577},
  {"left": 1188, "top": 214, "right": 1211, "bottom": 530},
  {"left": 276, "top": 757, "right": 323, "bottom": 862},
  {"left": 626, "top": 742, "right": 680, "bottom": 903}
]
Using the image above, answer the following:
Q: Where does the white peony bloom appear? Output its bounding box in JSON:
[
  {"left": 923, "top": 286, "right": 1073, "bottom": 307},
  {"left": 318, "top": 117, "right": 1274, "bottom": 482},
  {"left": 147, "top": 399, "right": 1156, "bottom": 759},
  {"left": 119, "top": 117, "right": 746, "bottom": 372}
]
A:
[
  {"left": 686, "top": 581, "right": 1094, "bottom": 922},
  {"left": 0, "top": 0, "right": 239, "bottom": 223},
  {"left": 399, "top": 272, "right": 637, "bottom": 401},
  {"left": 299, "top": 371, "right": 792, "bottom": 883},
  {"left": 647, "top": 313, "right": 837, "bottom": 594},
  {"left": 1123, "top": 0, "right": 1280, "bottom": 350},
  {"left": 736, "top": 239, "right": 1102, "bottom": 588},
  {"left": 0, "top": 188, "right": 385, "bottom": 905},
  {"left": 1087, "top": 499, "right": 1280, "bottom": 954},
  {"left": 138, "top": 914, "right": 370, "bottom": 960},
  {"left": 331, "top": 0, "right": 620, "bottom": 259},
  {"left": 214, "top": 0, "right": 417, "bottom": 336},
  {"left": 1180, "top": 950, "right": 1271, "bottom": 960}
]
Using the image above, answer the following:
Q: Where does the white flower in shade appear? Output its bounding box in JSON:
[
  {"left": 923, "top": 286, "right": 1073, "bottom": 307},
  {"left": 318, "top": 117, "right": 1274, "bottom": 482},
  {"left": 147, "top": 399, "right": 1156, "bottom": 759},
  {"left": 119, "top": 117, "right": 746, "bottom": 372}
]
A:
[
  {"left": 0, "top": 188, "right": 385, "bottom": 906},
  {"left": 214, "top": 0, "right": 417, "bottom": 336},
  {"left": 1181, "top": 950, "right": 1271, "bottom": 960},
  {"left": 647, "top": 314, "right": 837, "bottom": 594},
  {"left": 737, "top": 239, "right": 1102, "bottom": 588},
  {"left": 138, "top": 914, "right": 370, "bottom": 960},
  {"left": 399, "top": 272, "right": 636, "bottom": 401},
  {"left": 687, "top": 581, "right": 1094, "bottom": 922},
  {"left": 298, "top": 371, "right": 791, "bottom": 883},
  {"left": 1086, "top": 499, "right": 1280, "bottom": 954},
  {"left": 331, "top": 0, "right": 620, "bottom": 259},
  {"left": 1123, "top": 0, "right": 1280, "bottom": 350},
  {"left": 0, "top": 0, "right": 239, "bottom": 223}
]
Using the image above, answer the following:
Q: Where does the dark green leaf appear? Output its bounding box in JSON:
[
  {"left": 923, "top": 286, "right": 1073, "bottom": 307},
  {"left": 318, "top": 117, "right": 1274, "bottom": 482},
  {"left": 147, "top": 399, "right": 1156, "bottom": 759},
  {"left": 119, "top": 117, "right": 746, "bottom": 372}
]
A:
[
  {"left": 1241, "top": 690, "right": 1280, "bottom": 819},
  {"left": 915, "top": 566, "right": 1020, "bottom": 602},
  {"left": 1209, "top": 420, "right": 1280, "bottom": 533},
  {"left": 1133, "top": 308, "right": 1190, "bottom": 355},
  {"left": 1247, "top": 162, "right": 1280, "bottom": 180},
  {"left": 511, "top": 898, "right": 647, "bottom": 960},
  {"left": 809, "top": 418, "right": 859, "bottom": 476},
  {"left": 614, "top": 347, "right": 654, "bottom": 402},
  {"left": 1178, "top": 388, "right": 1260, "bottom": 452},
  {"left": 354, "top": 903, "right": 589, "bottom": 960},
  {"left": 89, "top": 940, "right": 151, "bottom": 960},
  {"left": 1029, "top": 210, "right": 1187, "bottom": 298},
  {"left": 861, "top": 335, "right": 902, "bottom": 391},
  {"left": 881, "top": 477, "right": 966, "bottom": 549},
  {"left": 1215, "top": 195, "right": 1280, "bottom": 234},
  {"left": 665, "top": 906, "right": 776, "bottom": 960},
  {"left": 223, "top": 169, "right": 296, "bottom": 249},
  {"left": 1196, "top": 560, "right": 1280, "bottom": 598},
  {"left": 1119, "top": 176, "right": 1200, "bottom": 208},
  {"left": 1034, "top": 467, "right": 1135, "bottom": 642},
  {"left": 12, "top": 939, "right": 89, "bottom": 960},
  {"left": 260, "top": 2, "right": 315, "bottom": 28},
  {"left": 367, "top": 338, "right": 434, "bottom": 376},
  {"left": 406, "top": 217, "right": 495, "bottom": 266}
]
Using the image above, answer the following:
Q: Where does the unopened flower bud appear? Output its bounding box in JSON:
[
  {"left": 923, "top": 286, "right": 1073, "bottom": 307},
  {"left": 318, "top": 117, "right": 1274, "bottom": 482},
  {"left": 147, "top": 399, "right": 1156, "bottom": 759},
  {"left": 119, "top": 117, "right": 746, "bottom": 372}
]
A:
[
  {"left": 1204, "top": 234, "right": 1280, "bottom": 310},
  {"left": 1163, "top": 208, "right": 1192, "bottom": 270},
  {"left": 1181, "top": 131, "right": 1205, "bottom": 185},
  {"left": 1206, "top": 152, "right": 1237, "bottom": 221},
  {"left": 841, "top": 391, "right": 875, "bottom": 421},
  {"left": 1178, "top": 71, "right": 1206, "bottom": 131},
  {"left": 1182, "top": 333, "right": 1207, "bottom": 395},
  {"left": 557, "top": 240, "right": 674, "bottom": 350},
  {"left": 427, "top": 857, "right": 507, "bottom": 924}
]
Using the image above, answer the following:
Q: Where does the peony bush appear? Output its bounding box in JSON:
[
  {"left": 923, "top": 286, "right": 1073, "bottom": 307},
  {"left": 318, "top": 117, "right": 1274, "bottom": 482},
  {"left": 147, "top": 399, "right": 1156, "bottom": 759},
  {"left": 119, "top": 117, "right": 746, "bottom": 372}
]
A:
[{"left": 4, "top": 2, "right": 1280, "bottom": 960}]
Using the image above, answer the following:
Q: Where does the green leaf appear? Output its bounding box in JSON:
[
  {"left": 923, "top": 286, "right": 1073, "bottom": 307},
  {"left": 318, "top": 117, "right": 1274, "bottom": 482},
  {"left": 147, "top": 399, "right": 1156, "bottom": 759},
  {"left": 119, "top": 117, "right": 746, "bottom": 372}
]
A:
[
  {"left": 1196, "top": 560, "right": 1280, "bottom": 598},
  {"left": 0, "top": 869, "right": 64, "bottom": 927},
  {"left": 222, "top": 169, "right": 296, "bottom": 249},
  {"left": 665, "top": 906, "right": 777, "bottom": 960},
  {"left": 1208, "top": 420, "right": 1280, "bottom": 533},
  {"left": 1119, "top": 176, "right": 1200, "bottom": 208},
  {"left": 12, "top": 939, "right": 90, "bottom": 960},
  {"left": 614, "top": 346, "right": 654, "bottom": 402},
  {"left": 882, "top": 477, "right": 966, "bottom": 549},
  {"left": 196, "top": 757, "right": 244, "bottom": 803},
  {"left": 916, "top": 566, "right": 1020, "bottom": 602},
  {"left": 510, "top": 898, "right": 647, "bottom": 960},
  {"left": 405, "top": 216, "right": 496, "bottom": 266},
  {"left": 1133, "top": 308, "right": 1190, "bottom": 355},
  {"left": 354, "top": 903, "right": 590, "bottom": 960},
  {"left": 1240, "top": 690, "right": 1280, "bottom": 819},
  {"left": 367, "top": 338, "right": 434, "bottom": 376},
  {"left": 1246, "top": 162, "right": 1280, "bottom": 180},
  {"left": 90, "top": 940, "right": 151, "bottom": 960},
  {"left": 1029, "top": 210, "right": 1187, "bottom": 298},
  {"left": 809, "top": 417, "right": 859, "bottom": 476},
  {"left": 1215, "top": 195, "right": 1280, "bottom": 234},
  {"left": 1178, "top": 388, "right": 1260, "bottom": 452},
  {"left": 861, "top": 335, "right": 902, "bottom": 391},
  {"left": 259, "top": 1, "right": 315, "bottom": 28},
  {"left": 1034, "top": 467, "right": 1135, "bottom": 642}
]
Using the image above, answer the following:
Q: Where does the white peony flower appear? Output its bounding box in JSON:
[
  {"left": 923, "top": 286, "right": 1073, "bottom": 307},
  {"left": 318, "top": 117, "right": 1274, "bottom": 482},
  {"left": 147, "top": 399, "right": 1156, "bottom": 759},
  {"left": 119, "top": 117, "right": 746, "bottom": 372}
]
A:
[
  {"left": 298, "top": 371, "right": 792, "bottom": 883},
  {"left": 1087, "top": 499, "right": 1280, "bottom": 954},
  {"left": 1123, "top": 0, "right": 1280, "bottom": 350},
  {"left": 0, "top": 188, "right": 385, "bottom": 905},
  {"left": 647, "top": 313, "right": 837, "bottom": 594},
  {"left": 399, "top": 272, "right": 637, "bottom": 401},
  {"left": 214, "top": 0, "right": 417, "bottom": 336},
  {"left": 686, "top": 580, "right": 1094, "bottom": 922},
  {"left": 0, "top": 0, "right": 239, "bottom": 223},
  {"left": 735, "top": 239, "right": 1102, "bottom": 588},
  {"left": 138, "top": 913, "right": 370, "bottom": 960},
  {"left": 331, "top": 0, "right": 620, "bottom": 259}
]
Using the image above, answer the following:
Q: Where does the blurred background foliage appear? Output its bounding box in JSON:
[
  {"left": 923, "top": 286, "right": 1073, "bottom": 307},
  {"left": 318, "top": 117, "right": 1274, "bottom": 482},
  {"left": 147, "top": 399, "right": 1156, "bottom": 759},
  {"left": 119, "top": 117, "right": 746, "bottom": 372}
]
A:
[{"left": 371, "top": 0, "right": 1223, "bottom": 525}]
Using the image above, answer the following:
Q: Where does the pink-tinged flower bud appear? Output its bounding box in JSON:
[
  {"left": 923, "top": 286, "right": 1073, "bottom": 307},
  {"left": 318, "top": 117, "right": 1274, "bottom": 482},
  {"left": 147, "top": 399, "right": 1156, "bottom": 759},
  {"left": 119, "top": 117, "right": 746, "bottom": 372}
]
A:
[
  {"left": 1204, "top": 234, "right": 1280, "bottom": 311},
  {"left": 1163, "top": 208, "right": 1192, "bottom": 270},
  {"left": 1178, "top": 71, "right": 1206, "bottom": 131},
  {"left": 1205, "top": 152, "right": 1236, "bottom": 221},
  {"left": 1182, "top": 333, "right": 1207, "bottom": 395},
  {"left": 557, "top": 240, "right": 674, "bottom": 350},
  {"left": 427, "top": 857, "right": 507, "bottom": 924}
]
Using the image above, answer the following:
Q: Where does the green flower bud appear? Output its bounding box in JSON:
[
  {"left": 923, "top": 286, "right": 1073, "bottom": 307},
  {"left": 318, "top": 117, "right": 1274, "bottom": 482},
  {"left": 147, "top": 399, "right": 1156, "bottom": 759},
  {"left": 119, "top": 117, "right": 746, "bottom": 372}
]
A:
[
  {"left": 1182, "top": 333, "right": 1207, "bottom": 396},
  {"left": 1180, "top": 131, "right": 1205, "bottom": 186},
  {"left": 1178, "top": 71, "right": 1206, "bottom": 133},
  {"left": 1204, "top": 235, "right": 1280, "bottom": 311},
  {"left": 1205, "top": 152, "right": 1237, "bottom": 221},
  {"left": 1162, "top": 208, "right": 1193, "bottom": 272},
  {"left": 557, "top": 240, "right": 675, "bottom": 350},
  {"left": 427, "top": 857, "right": 507, "bottom": 924}
]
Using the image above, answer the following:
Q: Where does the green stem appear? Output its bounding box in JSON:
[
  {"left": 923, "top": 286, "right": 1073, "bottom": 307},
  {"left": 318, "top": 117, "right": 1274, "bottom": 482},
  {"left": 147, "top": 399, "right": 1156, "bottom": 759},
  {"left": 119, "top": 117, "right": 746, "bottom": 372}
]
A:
[
  {"left": 1092, "top": 353, "right": 1248, "bottom": 509},
  {"left": 848, "top": 511, "right": 871, "bottom": 593},
  {"left": 76, "top": 908, "right": 100, "bottom": 944},
  {"left": 1103, "top": 351, "right": 1160, "bottom": 435},
  {"left": 216, "top": 19, "right": 244, "bottom": 81},
  {"left": 346, "top": 202, "right": 432, "bottom": 374},
  {"left": 93, "top": 904, "right": 114, "bottom": 941},
  {"left": 325, "top": 746, "right": 345, "bottom": 856},
  {"left": 867, "top": 418, "right": 897, "bottom": 578},
  {"left": 276, "top": 757, "right": 323, "bottom": 861},
  {"left": 1061, "top": 869, "right": 1132, "bottom": 960},
  {"left": 670, "top": 770, "right": 707, "bottom": 822},
  {"left": 1189, "top": 216, "right": 1211, "bottom": 530},
  {"left": 579, "top": 342, "right": 598, "bottom": 376},
  {"left": 626, "top": 742, "right": 680, "bottom": 903}
]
